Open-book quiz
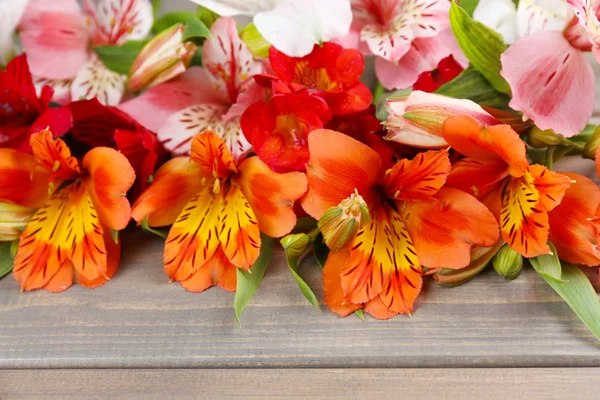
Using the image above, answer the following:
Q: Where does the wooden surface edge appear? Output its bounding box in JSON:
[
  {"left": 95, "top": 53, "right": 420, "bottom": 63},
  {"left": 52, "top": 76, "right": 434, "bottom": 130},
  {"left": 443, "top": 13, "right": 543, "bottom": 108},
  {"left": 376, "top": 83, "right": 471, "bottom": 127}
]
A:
[{"left": 2, "top": 368, "right": 600, "bottom": 399}]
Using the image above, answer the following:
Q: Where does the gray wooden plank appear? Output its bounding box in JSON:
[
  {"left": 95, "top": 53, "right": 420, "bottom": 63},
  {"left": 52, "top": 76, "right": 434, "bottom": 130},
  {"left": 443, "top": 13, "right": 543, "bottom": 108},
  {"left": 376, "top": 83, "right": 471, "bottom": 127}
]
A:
[
  {"left": 0, "top": 230, "right": 599, "bottom": 369},
  {"left": 2, "top": 368, "right": 600, "bottom": 399}
]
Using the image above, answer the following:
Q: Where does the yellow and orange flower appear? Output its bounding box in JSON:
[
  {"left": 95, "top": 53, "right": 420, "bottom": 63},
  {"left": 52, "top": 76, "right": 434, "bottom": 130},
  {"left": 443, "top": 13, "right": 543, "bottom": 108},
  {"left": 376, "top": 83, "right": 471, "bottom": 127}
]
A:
[
  {"left": 131, "top": 130, "right": 307, "bottom": 292},
  {"left": 302, "top": 129, "right": 499, "bottom": 319},
  {"left": 443, "top": 116, "right": 572, "bottom": 258},
  {"left": 0, "top": 129, "right": 135, "bottom": 292}
]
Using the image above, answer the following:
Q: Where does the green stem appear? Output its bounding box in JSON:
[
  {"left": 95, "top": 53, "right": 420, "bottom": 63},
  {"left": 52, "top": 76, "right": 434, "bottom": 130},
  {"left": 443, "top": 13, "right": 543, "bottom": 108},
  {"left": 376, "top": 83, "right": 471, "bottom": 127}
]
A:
[{"left": 545, "top": 146, "right": 556, "bottom": 171}]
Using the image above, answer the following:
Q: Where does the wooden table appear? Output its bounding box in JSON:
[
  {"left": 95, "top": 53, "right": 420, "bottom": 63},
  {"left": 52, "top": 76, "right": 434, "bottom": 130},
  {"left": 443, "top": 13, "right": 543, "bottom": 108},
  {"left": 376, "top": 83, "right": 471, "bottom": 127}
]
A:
[{"left": 1, "top": 230, "right": 600, "bottom": 399}]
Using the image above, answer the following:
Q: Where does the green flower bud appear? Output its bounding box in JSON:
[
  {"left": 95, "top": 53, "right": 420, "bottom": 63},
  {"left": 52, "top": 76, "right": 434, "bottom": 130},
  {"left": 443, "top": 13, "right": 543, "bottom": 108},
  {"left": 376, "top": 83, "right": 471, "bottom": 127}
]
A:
[
  {"left": 280, "top": 233, "right": 310, "bottom": 260},
  {"left": 0, "top": 202, "right": 35, "bottom": 241},
  {"left": 432, "top": 242, "right": 503, "bottom": 287},
  {"left": 318, "top": 190, "right": 370, "bottom": 252},
  {"left": 492, "top": 244, "right": 523, "bottom": 280},
  {"left": 527, "top": 126, "right": 568, "bottom": 148},
  {"left": 583, "top": 126, "right": 600, "bottom": 159}
]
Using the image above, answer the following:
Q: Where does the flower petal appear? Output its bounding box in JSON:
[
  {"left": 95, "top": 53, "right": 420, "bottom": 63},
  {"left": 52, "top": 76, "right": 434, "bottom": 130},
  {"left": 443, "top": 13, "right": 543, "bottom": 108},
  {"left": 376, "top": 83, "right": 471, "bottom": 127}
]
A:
[
  {"left": 442, "top": 116, "right": 529, "bottom": 177},
  {"left": 30, "top": 129, "right": 81, "bottom": 183},
  {"left": 0, "top": 149, "right": 50, "bottom": 208},
  {"left": 567, "top": 0, "right": 600, "bottom": 47},
  {"left": 322, "top": 248, "right": 363, "bottom": 317},
  {"left": 404, "top": 188, "right": 500, "bottom": 269},
  {"left": 33, "top": 77, "right": 73, "bottom": 105},
  {"left": 83, "top": 0, "right": 153, "bottom": 45},
  {"left": 446, "top": 157, "right": 511, "bottom": 198},
  {"left": 383, "top": 149, "right": 451, "bottom": 201},
  {"left": 82, "top": 147, "right": 136, "bottom": 231},
  {"left": 0, "top": 0, "right": 28, "bottom": 65},
  {"left": 219, "top": 182, "right": 261, "bottom": 270},
  {"left": 180, "top": 246, "right": 237, "bottom": 292},
  {"left": 237, "top": 156, "right": 307, "bottom": 238},
  {"left": 164, "top": 185, "right": 223, "bottom": 282},
  {"left": 189, "top": 0, "right": 273, "bottom": 16},
  {"left": 203, "top": 17, "right": 264, "bottom": 104},
  {"left": 18, "top": 0, "right": 90, "bottom": 80},
  {"left": 13, "top": 182, "right": 107, "bottom": 291},
  {"left": 118, "top": 67, "right": 221, "bottom": 132},
  {"left": 131, "top": 157, "right": 204, "bottom": 227},
  {"left": 375, "top": 29, "right": 467, "bottom": 90},
  {"left": 71, "top": 59, "right": 127, "bottom": 106},
  {"left": 302, "top": 129, "right": 381, "bottom": 219},
  {"left": 500, "top": 31, "right": 594, "bottom": 138},
  {"left": 517, "top": 0, "right": 568, "bottom": 37},
  {"left": 549, "top": 172, "right": 600, "bottom": 266},
  {"left": 364, "top": 296, "right": 398, "bottom": 320},
  {"left": 77, "top": 228, "right": 121, "bottom": 288},
  {"left": 190, "top": 130, "right": 238, "bottom": 178},
  {"left": 157, "top": 104, "right": 252, "bottom": 163},
  {"left": 473, "top": 0, "right": 519, "bottom": 44},
  {"left": 254, "top": 0, "right": 352, "bottom": 57}
]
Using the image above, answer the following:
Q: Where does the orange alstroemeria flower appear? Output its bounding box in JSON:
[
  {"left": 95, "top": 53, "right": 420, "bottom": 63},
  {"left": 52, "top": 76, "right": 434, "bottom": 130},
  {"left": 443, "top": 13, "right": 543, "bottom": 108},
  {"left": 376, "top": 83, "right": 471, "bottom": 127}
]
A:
[
  {"left": 443, "top": 116, "right": 572, "bottom": 258},
  {"left": 131, "top": 130, "right": 307, "bottom": 292},
  {"left": 0, "top": 129, "right": 135, "bottom": 292},
  {"left": 303, "top": 129, "right": 499, "bottom": 318}
]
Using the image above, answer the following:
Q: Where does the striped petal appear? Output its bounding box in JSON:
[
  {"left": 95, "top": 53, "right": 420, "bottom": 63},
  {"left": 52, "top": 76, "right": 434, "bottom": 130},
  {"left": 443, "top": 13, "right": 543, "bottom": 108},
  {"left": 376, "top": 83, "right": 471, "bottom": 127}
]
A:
[
  {"left": 71, "top": 59, "right": 127, "bottom": 106},
  {"left": 517, "top": 0, "right": 568, "bottom": 37},
  {"left": 180, "top": 246, "right": 237, "bottom": 292},
  {"left": 549, "top": 172, "right": 600, "bottom": 266},
  {"left": 218, "top": 182, "right": 261, "bottom": 270},
  {"left": 341, "top": 197, "right": 422, "bottom": 315},
  {"left": 33, "top": 76, "right": 73, "bottom": 105},
  {"left": 157, "top": 104, "right": 252, "bottom": 163},
  {"left": 13, "top": 182, "right": 107, "bottom": 291},
  {"left": 190, "top": 130, "right": 237, "bottom": 178},
  {"left": 29, "top": 129, "right": 80, "bottom": 184},
  {"left": 322, "top": 248, "right": 363, "bottom": 317},
  {"left": 500, "top": 167, "right": 570, "bottom": 257},
  {"left": 83, "top": 0, "right": 153, "bottom": 45},
  {"left": 164, "top": 185, "right": 223, "bottom": 282}
]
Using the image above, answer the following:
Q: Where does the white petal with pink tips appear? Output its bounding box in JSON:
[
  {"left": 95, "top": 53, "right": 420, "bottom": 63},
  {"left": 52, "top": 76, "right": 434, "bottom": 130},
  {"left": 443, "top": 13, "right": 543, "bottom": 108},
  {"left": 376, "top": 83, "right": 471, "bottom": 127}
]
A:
[
  {"left": 517, "top": 0, "right": 568, "bottom": 37},
  {"left": 71, "top": 59, "right": 127, "bottom": 106},
  {"left": 501, "top": 30, "right": 594, "bottom": 138},
  {"left": 157, "top": 104, "right": 252, "bottom": 162},
  {"left": 83, "top": 0, "right": 153, "bottom": 45},
  {"left": 34, "top": 77, "right": 73, "bottom": 105}
]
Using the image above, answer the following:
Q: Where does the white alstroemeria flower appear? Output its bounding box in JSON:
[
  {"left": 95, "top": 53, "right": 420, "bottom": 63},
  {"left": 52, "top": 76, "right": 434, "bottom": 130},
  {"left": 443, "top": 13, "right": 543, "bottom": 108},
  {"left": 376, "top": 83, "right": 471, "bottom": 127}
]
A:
[
  {"left": 190, "top": 0, "right": 352, "bottom": 57},
  {"left": 0, "top": 0, "right": 28, "bottom": 65}
]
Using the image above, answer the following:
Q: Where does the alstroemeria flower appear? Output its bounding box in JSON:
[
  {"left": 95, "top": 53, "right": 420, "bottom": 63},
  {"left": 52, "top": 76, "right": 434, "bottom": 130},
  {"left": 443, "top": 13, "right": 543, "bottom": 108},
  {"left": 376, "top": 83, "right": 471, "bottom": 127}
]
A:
[
  {"left": 568, "top": 0, "right": 600, "bottom": 55},
  {"left": 303, "top": 129, "right": 498, "bottom": 318},
  {"left": 264, "top": 42, "right": 372, "bottom": 116},
  {"left": 18, "top": 0, "right": 153, "bottom": 105},
  {"left": 122, "top": 17, "right": 265, "bottom": 162},
  {"left": 477, "top": 0, "right": 597, "bottom": 137},
  {"left": 384, "top": 91, "right": 500, "bottom": 148},
  {"left": 131, "top": 130, "right": 307, "bottom": 292},
  {"left": 191, "top": 0, "right": 352, "bottom": 57},
  {"left": 344, "top": 0, "right": 467, "bottom": 90},
  {"left": 241, "top": 92, "right": 332, "bottom": 171},
  {"left": 0, "top": 129, "right": 135, "bottom": 292},
  {"left": 0, "top": 54, "right": 72, "bottom": 151},
  {"left": 443, "top": 116, "right": 572, "bottom": 258}
]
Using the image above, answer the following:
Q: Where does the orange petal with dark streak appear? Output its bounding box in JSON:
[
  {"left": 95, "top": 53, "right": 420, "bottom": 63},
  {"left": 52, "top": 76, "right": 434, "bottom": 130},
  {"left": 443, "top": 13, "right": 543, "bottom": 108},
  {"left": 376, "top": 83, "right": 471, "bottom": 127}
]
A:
[
  {"left": 180, "top": 247, "right": 237, "bottom": 292},
  {"left": 0, "top": 149, "right": 50, "bottom": 208},
  {"left": 190, "top": 131, "right": 237, "bottom": 178},
  {"left": 364, "top": 296, "right": 398, "bottom": 320},
  {"left": 323, "top": 248, "right": 362, "bottom": 317},
  {"left": 30, "top": 129, "right": 80, "bottom": 182},
  {"left": 78, "top": 228, "right": 121, "bottom": 288}
]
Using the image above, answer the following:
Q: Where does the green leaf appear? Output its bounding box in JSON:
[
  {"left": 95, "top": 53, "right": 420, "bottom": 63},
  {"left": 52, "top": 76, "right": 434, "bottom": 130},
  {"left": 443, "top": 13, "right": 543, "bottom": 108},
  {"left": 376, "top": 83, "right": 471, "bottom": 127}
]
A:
[
  {"left": 141, "top": 216, "right": 168, "bottom": 239},
  {"left": 435, "top": 66, "right": 511, "bottom": 109},
  {"left": 449, "top": 1, "right": 511, "bottom": 93},
  {"left": 536, "top": 263, "right": 600, "bottom": 341},
  {"left": 529, "top": 242, "right": 567, "bottom": 284},
  {"left": 283, "top": 238, "right": 321, "bottom": 310},
  {"left": 234, "top": 235, "right": 275, "bottom": 324},
  {"left": 0, "top": 241, "right": 15, "bottom": 280},
  {"left": 152, "top": 11, "right": 196, "bottom": 33},
  {"left": 183, "top": 17, "right": 212, "bottom": 42},
  {"left": 313, "top": 234, "right": 330, "bottom": 270},
  {"left": 151, "top": 0, "right": 162, "bottom": 16},
  {"left": 93, "top": 40, "right": 148, "bottom": 75},
  {"left": 458, "top": 0, "right": 480, "bottom": 16},
  {"left": 354, "top": 309, "right": 366, "bottom": 321}
]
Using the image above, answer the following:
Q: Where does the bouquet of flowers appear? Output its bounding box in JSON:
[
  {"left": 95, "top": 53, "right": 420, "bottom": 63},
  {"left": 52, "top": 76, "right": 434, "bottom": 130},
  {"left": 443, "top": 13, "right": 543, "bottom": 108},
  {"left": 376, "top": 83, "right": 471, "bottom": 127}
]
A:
[{"left": 1, "top": 0, "right": 600, "bottom": 340}]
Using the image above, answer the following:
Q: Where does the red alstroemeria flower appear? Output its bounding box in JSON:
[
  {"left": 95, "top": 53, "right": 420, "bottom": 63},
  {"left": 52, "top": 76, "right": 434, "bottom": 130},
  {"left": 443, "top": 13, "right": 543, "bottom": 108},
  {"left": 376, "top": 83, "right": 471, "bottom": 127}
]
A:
[
  {"left": 303, "top": 129, "right": 498, "bottom": 318},
  {"left": 443, "top": 116, "right": 572, "bottom": 258},
  {"left": 0, "top": 54, "right": 71, "bottom": 151},
  {"left": 261, "top": 42, "right": 372, "bottom": 116},
  {"left": 412, "top": 55, "right": 464, "bottom": 93},
  {"left": 131, "top": 130, "right": 307, "bottom": 292},
  {"left": 0, "top": 129, "right": 135, "bottom": 292},
  {"left": 241, "top": 92, "right": 332, "bottom": 171}
]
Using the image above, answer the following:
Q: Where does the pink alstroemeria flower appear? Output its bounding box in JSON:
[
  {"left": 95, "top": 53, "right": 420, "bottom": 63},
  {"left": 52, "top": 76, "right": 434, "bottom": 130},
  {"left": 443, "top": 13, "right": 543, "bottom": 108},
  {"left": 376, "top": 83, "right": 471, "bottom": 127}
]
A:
[
  {"left": 339, "top": 0, "right": 467, "bottom": 90},
  {"left": 18, "top": 0, "right": 153, "bottom": 106},
  {"left": 475, "top": 0, "right": 597, "bottom": 137},
  {"left": 120, "top": 17, "right": 266, "bottom": 162}
]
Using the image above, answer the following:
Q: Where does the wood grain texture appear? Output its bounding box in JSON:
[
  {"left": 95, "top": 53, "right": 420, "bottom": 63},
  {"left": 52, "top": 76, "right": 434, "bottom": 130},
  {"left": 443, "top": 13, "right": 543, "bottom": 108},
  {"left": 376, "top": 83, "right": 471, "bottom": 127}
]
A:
[
  {"left": 0, "top": 230, "right": 600, "bottom": 369},
  {"left": 2, "top": 368, "right": 600, "bottom": 399}
]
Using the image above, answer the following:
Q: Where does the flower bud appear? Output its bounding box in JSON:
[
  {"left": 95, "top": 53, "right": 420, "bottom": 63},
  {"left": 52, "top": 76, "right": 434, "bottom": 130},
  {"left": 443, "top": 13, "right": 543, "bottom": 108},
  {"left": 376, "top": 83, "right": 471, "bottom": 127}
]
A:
[
  {"left": 492, "top": 244, "right": 523, "bottom": 280},
  {"left": 583, "top": 126, "right": 600, "bottom": 159},
  {"left": 0, "top": 202, "right": 35, "bottom": 241},
  {"left": 280, "top": 233, "right": 310, "bottom": 259},
  {"left": 384, "top": 91, "right": 499, "bottom": 148},
  {"left": 431, "top": 242, "right": 504, "bottom": 287},
  {"left": 129, "top": 24, "right": 197, "bottom": 92},
  {"left": 240, "top": 22, "right": 271, "bottom": 58},
  {"left": 527, "top": 126, "right": 568, "bottom": 148},
  {"left": 318, "top": 190, "right": 370, "bottom": 252}
]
